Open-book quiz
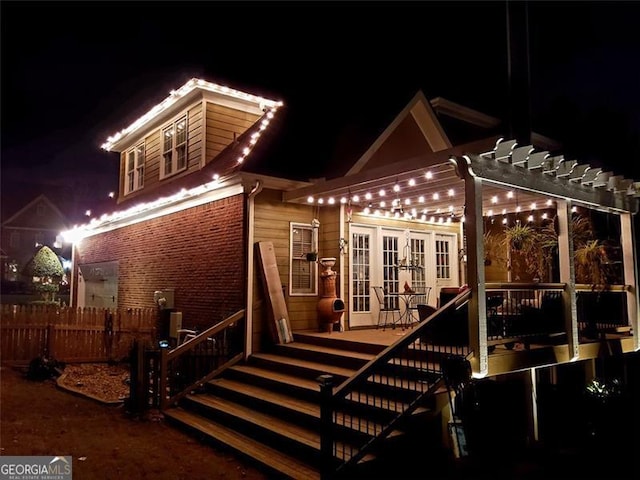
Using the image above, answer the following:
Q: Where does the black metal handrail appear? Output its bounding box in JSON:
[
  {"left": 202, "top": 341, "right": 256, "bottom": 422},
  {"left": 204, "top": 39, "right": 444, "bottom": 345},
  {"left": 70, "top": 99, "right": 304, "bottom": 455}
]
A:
[
  {"left": 323, "top": 290, "right": 472, "bottom": 478},
  {"left": 159, "top": 309, "right": 246, "bottom": 410}
]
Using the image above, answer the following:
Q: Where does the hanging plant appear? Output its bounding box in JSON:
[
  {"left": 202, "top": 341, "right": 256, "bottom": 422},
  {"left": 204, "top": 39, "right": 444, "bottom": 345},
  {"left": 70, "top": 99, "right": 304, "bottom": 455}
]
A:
[
  {"left": 575, "top": 239, "right": 610, "bottom": 287},
  {"left": 305, "top": 251, "right": 318, "bottom": 262},
  {"left": 502, "top": 220, "right": 558, "bottom": 282},
  {"left": 483, "top": 231, "right": 506, "bottom": 266},
  {"left": 504, "top": 223, "right": 536, "bottom": 252}
]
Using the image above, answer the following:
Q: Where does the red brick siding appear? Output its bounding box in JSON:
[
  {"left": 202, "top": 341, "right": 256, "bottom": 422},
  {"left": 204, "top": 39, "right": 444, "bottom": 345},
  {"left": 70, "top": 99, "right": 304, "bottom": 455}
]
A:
[{"left": 74, "top": 194, "right": 246, "bottom": 330}]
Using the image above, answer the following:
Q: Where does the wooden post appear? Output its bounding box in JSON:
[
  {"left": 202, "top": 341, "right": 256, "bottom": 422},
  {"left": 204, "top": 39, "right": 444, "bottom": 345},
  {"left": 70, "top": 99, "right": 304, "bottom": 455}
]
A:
[
  {"left": 129, "top": 339, "right": 146, "bottom": 415},
  {"left": 317, "top": 374, "right": 334, "bottom": 480}
]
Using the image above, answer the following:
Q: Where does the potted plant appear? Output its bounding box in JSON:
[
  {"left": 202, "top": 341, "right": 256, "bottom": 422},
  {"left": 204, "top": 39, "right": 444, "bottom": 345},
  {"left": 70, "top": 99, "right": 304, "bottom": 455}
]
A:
[
  {"left": 305, "top": 251, "right": 318, "bottom": 262},
  {"left": 483, "top": 230, "right": 506, "bottom": 266},
  {"left": 502, "top": 220, "right": 558, "bottom": 282},
  {"left": 504, "top": 223, "right": 536, "bottom": 252}
]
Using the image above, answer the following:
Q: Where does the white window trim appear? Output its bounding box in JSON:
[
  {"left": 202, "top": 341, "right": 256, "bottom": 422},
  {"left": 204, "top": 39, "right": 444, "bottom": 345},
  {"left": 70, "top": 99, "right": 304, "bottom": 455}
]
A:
[
  {"left": 289, "top": 222, "right": 318, "bottom": 296},
  {"left": 125, "top": 142, "right": 145, "bottom": 195},
  {"left": 161, "top": 113, "right": 188, "bottom": 179}
]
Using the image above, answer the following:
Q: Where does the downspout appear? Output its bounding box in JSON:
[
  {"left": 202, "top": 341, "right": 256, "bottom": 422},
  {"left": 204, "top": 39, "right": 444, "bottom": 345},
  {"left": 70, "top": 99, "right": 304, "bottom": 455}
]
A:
[{"left": 245, "top": 180, "right": 263, "bottom": 360}]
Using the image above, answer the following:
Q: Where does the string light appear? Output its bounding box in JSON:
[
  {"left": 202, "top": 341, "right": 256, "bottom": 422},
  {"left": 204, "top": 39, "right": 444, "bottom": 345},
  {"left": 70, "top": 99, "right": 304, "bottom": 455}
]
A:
[{"left": 101, "top": 78, "right": 283, "bottom": 151}]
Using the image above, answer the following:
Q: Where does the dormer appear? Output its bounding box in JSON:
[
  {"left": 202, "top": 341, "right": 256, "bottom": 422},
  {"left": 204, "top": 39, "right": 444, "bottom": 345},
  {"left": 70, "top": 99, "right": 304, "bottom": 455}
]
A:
[{"left": 101, "top": 78, "right": 282, "bottom": 203}]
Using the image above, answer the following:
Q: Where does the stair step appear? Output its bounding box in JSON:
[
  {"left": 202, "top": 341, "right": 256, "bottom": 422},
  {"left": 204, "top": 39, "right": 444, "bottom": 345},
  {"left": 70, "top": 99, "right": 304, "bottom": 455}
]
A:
[
  {"left": 184, "top": 393, "right": 321, "bottom": 449},
  {"left": 164, "top": 407, "right": 320, "bottom": 480},
  {"left": 208, "top": 377, "right": 320, "bottom": 417},
  {"left": 292, "top": 331, "right": 389, "bottom": 353},
  {"left": 274, "top": 341, "right": 375, "bottom": 369},
  {"left": 251, "top": 352, "right": 358, "bottom": 380},
  {"left": 228, "top": 363, "right": 322, "bottom": 393},
  {"left": 165, "top": 329, "right": 451, "bottom": 479},
  {"left": 207, "top": 378, "right": 417, "bottom": 438}
]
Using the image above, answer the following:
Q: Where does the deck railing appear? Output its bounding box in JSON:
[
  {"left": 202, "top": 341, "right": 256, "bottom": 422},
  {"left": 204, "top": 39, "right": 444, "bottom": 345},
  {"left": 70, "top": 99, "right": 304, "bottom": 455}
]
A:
[
  {"left": 485, "top": 283, "right": 633, "bottom": 346},
  {"left": 158, "top": 309, "right": 246, "bottom": 410},
  {"left": 127, "top": 310, "right": 245, "bottom": 414},
  {"left": 576, "top": 285, "right": 631, "bottom": 338},
  {"left": 485, "top": 283, "right": 567, "bottom": 347},
  {"left": 322, "top": 290, "right": 471, "bottom": 478}
]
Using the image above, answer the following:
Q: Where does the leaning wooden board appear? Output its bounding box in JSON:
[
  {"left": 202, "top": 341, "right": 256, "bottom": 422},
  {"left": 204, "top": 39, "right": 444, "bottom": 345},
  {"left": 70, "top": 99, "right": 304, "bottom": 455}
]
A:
[{"left": 256, "top": 241, "right": 293, "bottom": 344}]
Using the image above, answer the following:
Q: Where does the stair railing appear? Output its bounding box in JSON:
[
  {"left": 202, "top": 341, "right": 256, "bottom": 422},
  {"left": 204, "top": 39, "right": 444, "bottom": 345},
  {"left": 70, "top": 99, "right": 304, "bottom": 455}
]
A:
[
  {"left": 158, "top": 309, "right": 246, "bottom": 410},
  {"left": 323, "top": 290, "right": 472, "bottom": 478}
]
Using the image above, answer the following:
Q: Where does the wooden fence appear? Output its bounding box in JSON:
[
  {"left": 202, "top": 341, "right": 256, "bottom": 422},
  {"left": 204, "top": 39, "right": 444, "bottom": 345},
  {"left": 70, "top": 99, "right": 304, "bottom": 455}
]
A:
[{"left": 0, "top": 305, "right": 156, "bottom": 364}]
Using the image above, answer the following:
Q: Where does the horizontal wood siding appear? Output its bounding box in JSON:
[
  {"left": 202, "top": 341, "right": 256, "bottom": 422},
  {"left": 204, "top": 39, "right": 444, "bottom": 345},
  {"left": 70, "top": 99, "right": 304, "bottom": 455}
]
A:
[
  {"left": 117, "top": 103, "right": 203, "bottom": 202},
  {"left": 185, "top": 103, "right": 203, "bottom": 173},
  {"left": 205, "top": 103, "right": 261, "bottom": 162},
  {"left": 74, "top": 194, "right": 246, "bottom": 331},
  {"left": 252, "top": 190, "right": 318, "bottom": 350},
  {"left": 142, "top": 130, "right": 161, "bottom": 191}
]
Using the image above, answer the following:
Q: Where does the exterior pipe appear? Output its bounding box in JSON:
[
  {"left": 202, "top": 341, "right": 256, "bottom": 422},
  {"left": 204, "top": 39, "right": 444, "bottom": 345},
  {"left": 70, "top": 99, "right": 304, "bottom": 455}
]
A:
[{"left": 245, "top": 180, "right": 263, "bottom": 359}]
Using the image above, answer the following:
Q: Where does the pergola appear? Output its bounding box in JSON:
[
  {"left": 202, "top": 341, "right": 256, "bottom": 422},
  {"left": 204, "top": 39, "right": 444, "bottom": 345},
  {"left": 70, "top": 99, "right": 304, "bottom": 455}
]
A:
[{"left": 284, "top": 137, "right": 640, "bottom": 375}]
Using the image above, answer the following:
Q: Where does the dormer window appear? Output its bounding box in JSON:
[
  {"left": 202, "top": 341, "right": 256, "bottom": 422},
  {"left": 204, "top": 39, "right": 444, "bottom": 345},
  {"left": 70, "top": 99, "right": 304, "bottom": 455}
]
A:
[
  {"left": 125, "top": 143, "right": 145, "bottom": 194},
  {"left": 162, "top": 115, "right": 188, "bottom": 178}
]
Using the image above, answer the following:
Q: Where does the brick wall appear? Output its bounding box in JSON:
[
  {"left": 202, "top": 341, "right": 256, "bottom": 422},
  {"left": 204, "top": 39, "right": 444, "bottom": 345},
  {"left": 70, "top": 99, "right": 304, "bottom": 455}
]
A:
[{"left": 74, "top": 194, "right": 246, "bottom": 330}]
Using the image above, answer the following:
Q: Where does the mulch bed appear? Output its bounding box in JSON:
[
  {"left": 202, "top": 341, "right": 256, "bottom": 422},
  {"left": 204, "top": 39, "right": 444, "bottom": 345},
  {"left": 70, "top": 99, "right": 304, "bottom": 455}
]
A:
[{"left": 57, "top": 362, "right": 130, "bottom": 404}]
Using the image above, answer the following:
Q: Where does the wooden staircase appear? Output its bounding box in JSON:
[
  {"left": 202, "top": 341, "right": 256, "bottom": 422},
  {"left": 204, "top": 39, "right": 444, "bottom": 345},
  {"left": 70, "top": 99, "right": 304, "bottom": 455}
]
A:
[{"left": 162, "top": 330, "right": 454, "bottom": 479}]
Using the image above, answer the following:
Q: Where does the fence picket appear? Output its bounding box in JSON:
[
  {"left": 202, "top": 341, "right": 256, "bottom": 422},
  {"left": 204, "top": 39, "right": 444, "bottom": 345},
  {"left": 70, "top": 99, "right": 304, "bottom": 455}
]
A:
[{"left": 0, "top": 305, "right": 156, "bottom": 364}]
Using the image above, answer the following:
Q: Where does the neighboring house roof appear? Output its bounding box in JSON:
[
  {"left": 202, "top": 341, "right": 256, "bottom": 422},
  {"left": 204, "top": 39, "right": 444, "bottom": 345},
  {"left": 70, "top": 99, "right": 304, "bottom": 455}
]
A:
[{"left": 2, "top": 194, "right": 69, "bottom": 231}]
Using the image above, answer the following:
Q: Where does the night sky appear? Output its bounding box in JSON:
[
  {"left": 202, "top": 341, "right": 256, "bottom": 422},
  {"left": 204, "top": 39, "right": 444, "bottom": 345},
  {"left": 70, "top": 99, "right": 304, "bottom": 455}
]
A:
[{"left": 2, "top": 1, "right": 640, "bottom": 221}]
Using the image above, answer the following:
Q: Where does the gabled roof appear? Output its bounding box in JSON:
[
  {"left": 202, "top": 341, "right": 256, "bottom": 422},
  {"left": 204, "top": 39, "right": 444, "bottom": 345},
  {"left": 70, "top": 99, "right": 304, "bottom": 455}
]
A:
[
  {"left": 281, "top": 83, "right": 639, "bottom": 220},
  {"left": 101, "top": 78, "right": 283, "bottom": 152},
  {"left": 346, "top": 91, "right": 452, "bottom": 176},
  {"left": 2, "top": 194, "right": 69, "bottom": 230}
]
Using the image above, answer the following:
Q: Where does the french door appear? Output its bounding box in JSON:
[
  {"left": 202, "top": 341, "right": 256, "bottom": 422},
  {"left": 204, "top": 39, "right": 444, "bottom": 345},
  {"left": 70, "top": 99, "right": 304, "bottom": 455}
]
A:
[{"left": 349, "top": 225, "right": 447, "bottom": 328}]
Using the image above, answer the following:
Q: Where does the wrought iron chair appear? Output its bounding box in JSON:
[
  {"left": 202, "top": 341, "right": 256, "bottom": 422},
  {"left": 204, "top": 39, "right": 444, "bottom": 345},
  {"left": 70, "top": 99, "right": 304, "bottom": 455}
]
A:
[
  {"left": 406, "top": 286, "right": 432, "bottom": 326},
  {"left": 372, "top": 286, "right": 400, "bottom": 330}
]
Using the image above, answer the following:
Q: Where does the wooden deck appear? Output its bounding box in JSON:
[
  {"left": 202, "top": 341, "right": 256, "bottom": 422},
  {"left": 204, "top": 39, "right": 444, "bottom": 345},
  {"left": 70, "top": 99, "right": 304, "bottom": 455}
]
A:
[{"left": 294, "top": 326, "right": 413, "bottom": 347}]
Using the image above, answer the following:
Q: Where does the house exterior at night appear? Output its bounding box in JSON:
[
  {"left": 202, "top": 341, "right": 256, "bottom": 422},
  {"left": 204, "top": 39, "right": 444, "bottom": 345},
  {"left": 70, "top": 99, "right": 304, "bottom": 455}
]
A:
[{"left": 63, "top": 78, "right": 639, "bottom": 476}]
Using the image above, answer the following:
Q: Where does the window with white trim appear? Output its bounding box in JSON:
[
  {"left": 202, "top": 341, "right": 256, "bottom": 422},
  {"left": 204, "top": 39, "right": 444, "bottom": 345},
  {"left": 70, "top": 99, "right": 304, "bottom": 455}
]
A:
[
  {"left": 125, "top": 143, "right": 145, "bottom": 194},
  {"left": 162, "top": 115, "right": 187, "bottom": 177},
  {"left": 435, "top": 238, "right": 451, "bottom": 280},
  {"left": 290, "top": 223, "right": 318, "bottom": 295}
]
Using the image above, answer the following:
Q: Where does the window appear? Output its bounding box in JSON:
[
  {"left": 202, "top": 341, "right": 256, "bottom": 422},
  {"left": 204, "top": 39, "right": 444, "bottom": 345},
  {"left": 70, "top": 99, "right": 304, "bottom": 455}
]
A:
[
  {"left": 162, "top": 115, "right": 187, "bottom": 177},
  {"left": 34, "top": 232, "right": 44, "bottom": 247},
  {"left": 125, "top": 143, "right": 145, "bottom": 194},
  {"left": 36, "top": 202, "right": 46, "bottom": 216},
  {"left": 436, "top": 238, "right": 451, "bottom": 280},
  {"left": 290, "top": 223, "right": 317, "bottom": 295}
]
